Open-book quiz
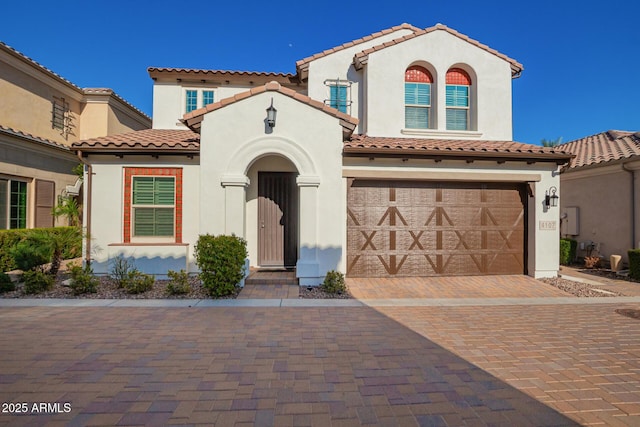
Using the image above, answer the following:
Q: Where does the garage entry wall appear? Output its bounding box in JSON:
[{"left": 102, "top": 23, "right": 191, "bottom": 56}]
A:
[{"left": 347, "top": 180, "right": 526, "bottom": 277}]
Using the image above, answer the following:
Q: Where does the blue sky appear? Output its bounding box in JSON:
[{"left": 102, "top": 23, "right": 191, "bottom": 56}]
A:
[{"left": 2, "top": 0, "right": 638, "bottom": 145}]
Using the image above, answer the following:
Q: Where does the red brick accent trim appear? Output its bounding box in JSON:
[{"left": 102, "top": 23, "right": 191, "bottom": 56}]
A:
[
  {"left": 446, "top": 68, "right": 471, "bottom": 85},
  {"left": 123, "top": 167, "right": 183, "bottom": 243},
  {"left": 405, "top": 66, "right": 432, "bottom": 83}
]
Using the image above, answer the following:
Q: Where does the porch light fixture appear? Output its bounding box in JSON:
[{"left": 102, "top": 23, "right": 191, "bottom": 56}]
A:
[
  {"left": 545, "top": 186, "right": 559, "bottom": 208},
  {"left": 266, "top": 98, "right": 277, "bottom": 128}
]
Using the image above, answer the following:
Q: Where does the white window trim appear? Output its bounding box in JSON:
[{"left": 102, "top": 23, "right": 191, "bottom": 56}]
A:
[
  {"left": 323, "top": 78, "right": 352, "bottom": 114},
  {"left": 182, "top": 88, "right": 217, "bottom": 115}
]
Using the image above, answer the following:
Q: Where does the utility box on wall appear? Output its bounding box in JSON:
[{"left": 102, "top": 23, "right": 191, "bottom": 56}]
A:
[{"left": 561, "top": 206, "right": 580, "bottom": 236}]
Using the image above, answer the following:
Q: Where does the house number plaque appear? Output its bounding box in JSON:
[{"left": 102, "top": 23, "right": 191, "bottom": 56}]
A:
[{"left": 539, "top": 220, "right": 556, "bottom": 231}]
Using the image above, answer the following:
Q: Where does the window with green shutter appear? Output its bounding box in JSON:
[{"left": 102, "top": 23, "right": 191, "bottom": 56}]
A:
[
  {"left": 185, "top": 90, "right": 198, "bottom": 113},
  {"left": 445, "top": 68, "right": 471, "bottom": 131},
  {"left": 0, "top": 179, "right": 27, "bottom": 229},
  {"left": 132, "top": 177, "right": 175, "bottom": 237},
  {"left": 404, "top": 66, "right": 433, "bottom": 129}
]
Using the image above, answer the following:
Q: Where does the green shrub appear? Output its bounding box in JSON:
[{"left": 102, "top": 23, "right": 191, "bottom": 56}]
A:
[
  {"left": 0, "top": 227, "right": 81, "bottom": 273},
  {"left": 0, "top": 229, "right": 25, "bottom": 272},
  {"left": 0, "top": 272, "right": 15, "bottom": 293},
  {"left": 166, "top": 269, "right": 190, "bottom": 295},
  {"left": 195, "top": 234, "right": 247, "bottom": 297},
  {"left": 560, "top": 238, "right": 578, "bottom": 265},
  {"left": 10, "top": 240, "right": 50, "bottom": 272},
  {"left": 109, "top": 254, "right": 137, "bottom": 288},
  {"left": 23, "top": 269, "right": 55, "bottom": 294},
  {"left": 321, "top": 270, "right": 347, "bottom": 294},
  {"left": 69, "top": 264, "right": 98, "bottom": 295},
  {"left": 122, "top": 270, "right": 155, "bottom": 294},
  {"left": 629, "top": 249, "right": 640, "bottom": 280}
]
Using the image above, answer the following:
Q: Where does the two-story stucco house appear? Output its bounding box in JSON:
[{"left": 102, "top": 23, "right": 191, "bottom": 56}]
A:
[
  {"left": 0, "top": 42, "right": 151, "bottom": 230},
  {"left": 73, "top": 23, "right": 572, "bottom": 284}
]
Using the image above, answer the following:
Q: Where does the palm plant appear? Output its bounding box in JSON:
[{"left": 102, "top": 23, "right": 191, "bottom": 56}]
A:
[
  {"left": 52, "top": 196, "right": 81, "bottom": 226},
  {"left": 23, "top": 227, "right": 82, "bottom": 276}
]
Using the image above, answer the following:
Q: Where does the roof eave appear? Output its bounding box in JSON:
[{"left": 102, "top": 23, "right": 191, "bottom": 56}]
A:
[{"left": 343, "top": 147, "right": 573, "bottom": 164}]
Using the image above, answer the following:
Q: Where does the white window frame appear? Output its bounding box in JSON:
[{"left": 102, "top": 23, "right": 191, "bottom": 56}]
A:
[
  {"left": 323, "top": 78, "right": 352, "bottom": 114},
  {"left": 183, "top": 88, "right": 217, "bottom": 114}
]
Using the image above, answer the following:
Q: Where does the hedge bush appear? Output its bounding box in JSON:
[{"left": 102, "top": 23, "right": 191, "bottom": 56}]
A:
[
  {"left": 0, "top": 227, "right": 81, "bottom": 272},
  {"left": 69, "top": 264, "right": 98, "bottom": 295},
  {"left": 0, "top": 272, "right": 14, "bottom": 293},
  {"left": 23, "top": 269, "right": 55, "bottom": 294},
  {"left": 559, "top": 238, "right": 578, "bottom": 265},
  {"left": 629, "top": 249, "right": 640, "bottom": 280},
  {"left": 166, "top": 269, "right": 190, "bottom": 295},
  {"left": 195, "top": 234, "right": 247, "bottom": 297}
]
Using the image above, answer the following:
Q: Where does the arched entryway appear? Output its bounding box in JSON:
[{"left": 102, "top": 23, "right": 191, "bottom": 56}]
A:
[{"left": 247, "top": 156, "right": 299, "bottom": 268}]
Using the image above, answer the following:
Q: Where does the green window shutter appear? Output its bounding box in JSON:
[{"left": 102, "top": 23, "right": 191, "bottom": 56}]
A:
[
  {"left": 133, "top": 208, "right": 156, "bottom": 236},
  {"left": 133, "top": 177, "right": 155, "bottom": 204},
  {"left": 330, "top": 85, "right": 348, "bottom": 113},
  {"left": 154, "top": 178, "right": 175, "bottom": 205},
  {"left": 154, "top": 208, "right": 175, "bottom": 236}
]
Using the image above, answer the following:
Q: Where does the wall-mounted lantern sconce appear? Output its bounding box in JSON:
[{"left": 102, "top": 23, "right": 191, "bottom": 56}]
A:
[
  {"left": 545, "top": 186, "right": 559, "bottom": 208},
  {"left": 266, "top": 98, "right": 277, "bottom": 128}
]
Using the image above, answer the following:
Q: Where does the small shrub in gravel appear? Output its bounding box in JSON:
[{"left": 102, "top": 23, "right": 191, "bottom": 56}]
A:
[
  {"left": 109, "top": 254, "right": 138, "bottom": 288},
  {"left": 23, "top": 269, "right": 55, "bottom": 294},
  {"left": 69, "top": 264, "right": 98, "bottom": 295},
  {"left": 321, "top": 270, "right": 347, "bottom": 294},
  {"left": 166, "top": 269, "right": 190, "bottom": 295},
  {"left": 122, "top": 270, "right": 155, "bottom": 294},
  {"left": 0, "top": 272, "right": 15, "bottom": 293}
]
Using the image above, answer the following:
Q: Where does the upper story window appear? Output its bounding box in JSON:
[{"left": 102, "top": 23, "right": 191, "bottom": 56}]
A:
[
  {"left": 202, "top": 90, "right": 215, "bottom": 107},
  {"left": 446, "top": 68, "right": 471, "bottom": 131},
  {"left": 324, "top": 79, "right": 351, "bottom": 114},
  {"left": 52, "top": 96, "right": 73, "bottom": 139},
  {"left": 185, "top": 89, "right": 215, "bottom": 114},
  {"left": 404, "top": 66, "right": 432, "bottom": 129},
  {"left": 0, "top": 178, "right": 27, "bottom": 229}
]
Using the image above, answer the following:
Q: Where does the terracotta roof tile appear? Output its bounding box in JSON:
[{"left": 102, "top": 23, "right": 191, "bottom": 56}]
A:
[
  {"left": 344, "top": 135, "right": 572, "bottom": 163},
  {"left": 0, "top": 125, "right": 71, "bottom": 152},
  {"left": 72, "top": 129, "right": 200, "bottom": 152},
  {"left": 295, "top": 23, "right": 421, "bottom": 72},
  {"left": 182, "top": 81, "right": 358, "bottom": 134},
  {"left": 353, "top": 24, "right": 524, "bottom": 76},
  {"left": 147, "top": 67, "right": 295, "bottom": 80},
  {"left": 559, "top": 130, "right": 640, "bottom": 169}
]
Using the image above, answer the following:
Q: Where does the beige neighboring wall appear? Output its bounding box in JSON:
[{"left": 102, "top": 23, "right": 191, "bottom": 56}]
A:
[
  {"left": 80, "top": 90, "right": 151, "bottom": 140},
  {"left": 561, "top": 162, "right": 639, "bottom": 263}
]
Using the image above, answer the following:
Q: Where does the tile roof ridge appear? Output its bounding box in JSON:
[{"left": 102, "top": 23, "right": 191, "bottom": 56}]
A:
[
  {"left": 183, "top": 81, "right": 358, "bottom": 131},
  {"left": 147, "top": 67, "right": 295, "bottom": 78},
  {"left": 295, "top": 23, "right": 421, "bottom": 70},
  {"left": 352, "top": 24, "right": 523, "bottom": 75}
]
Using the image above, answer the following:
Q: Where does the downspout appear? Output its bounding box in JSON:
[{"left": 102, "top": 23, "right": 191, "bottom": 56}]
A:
[
  {"left": 76, "top": 150, "right": 92, "bottom": 266},
  {"left": 623, "top": 162, "right": 636, "bottom": 250}
]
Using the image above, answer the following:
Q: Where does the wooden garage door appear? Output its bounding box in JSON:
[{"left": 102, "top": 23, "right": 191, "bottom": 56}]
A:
[{"left": 347, "top": 180, "right": 526, "bottom": 277}]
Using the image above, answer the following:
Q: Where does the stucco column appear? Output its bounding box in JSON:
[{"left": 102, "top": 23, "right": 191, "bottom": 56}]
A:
[
  {"left": 297, "top": 175, "right": 321, "bottom": 286},
  {"left": 221, "top": 175, "right": 249, "bottom": 238}
]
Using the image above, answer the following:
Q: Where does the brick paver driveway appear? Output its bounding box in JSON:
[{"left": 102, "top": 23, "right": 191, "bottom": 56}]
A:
[{"left": 1, "top": 274, "right": 640, "bottom": 426}]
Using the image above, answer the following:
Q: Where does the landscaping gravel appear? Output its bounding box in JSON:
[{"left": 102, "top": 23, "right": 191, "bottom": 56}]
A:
[{"left": 539, "top": 276, "right": 623, "bottom": 297}]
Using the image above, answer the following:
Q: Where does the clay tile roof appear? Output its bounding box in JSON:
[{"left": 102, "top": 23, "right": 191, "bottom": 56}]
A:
[
  {"left": 353, "top": 24, "right": 524, "bottom": 76},
  {"left": 0, "top": 125, "right": 71, "bottom": 152},
  {"left": 72, "top": 129, "right": 200, "bottom": 152},
  {"left": 182, "top": 81, "right": 359, "bottom": 134},
  {"left": 148, "top": 67, "right": 295, "bottom": 81},
  {"left": 344, "top": 135, "right": 572, "bottom": 163},
  {"left": 559, "top": 130, "right": 640, "bottom": 169},
  {"left": 295, "top": 23, "right": 421, "bottom": 72}
]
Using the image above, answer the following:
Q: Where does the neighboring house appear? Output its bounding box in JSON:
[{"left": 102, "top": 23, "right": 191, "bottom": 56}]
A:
[
  {"left": 558, "top": 130, "right": 640, "bottom": 264},
  {"left": 73, "top": 23, "right": 572, "bottom": 284},
  {"left": 0, "top": 42, "right": 151, "bottom": 229}
]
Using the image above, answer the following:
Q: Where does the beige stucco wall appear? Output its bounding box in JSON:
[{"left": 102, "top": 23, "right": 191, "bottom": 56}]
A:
[
  {"left": 0, "top": 136, "right": 78, "bottom": 227},
  {"left": 0, "top": 59, "right": 83, "bottom": 145},
  {"left": 561, "top": 162, "right": 640, "bottom": 264}
]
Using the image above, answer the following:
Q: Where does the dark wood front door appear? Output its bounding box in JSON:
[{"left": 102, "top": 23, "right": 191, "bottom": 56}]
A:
[
  {"left": 347, "top": 180, "right": 526, "bottom": 277},
  {"left": 258, "top": 172, "right": 298, "bottom": 267}
]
